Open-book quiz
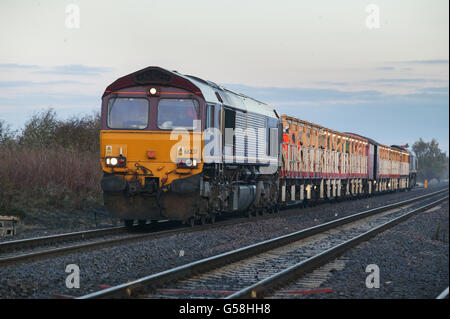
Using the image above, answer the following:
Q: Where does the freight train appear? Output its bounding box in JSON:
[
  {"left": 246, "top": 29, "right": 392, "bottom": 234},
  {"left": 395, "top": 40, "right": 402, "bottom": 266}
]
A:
[{"left": 99, "top": 66, "right": 418, "bottom": 227}]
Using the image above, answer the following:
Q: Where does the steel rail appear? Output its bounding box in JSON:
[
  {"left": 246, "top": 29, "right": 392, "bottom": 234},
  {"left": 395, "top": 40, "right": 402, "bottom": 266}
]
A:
[
  {"left": 0, "top": 226, "right": 127, "bottom": 252},
  {"left": 76, "top": 188, "right": 448, "bottom": 299},
  {"left": 0, "top": 222, "right": 212, "bottom": 266},
  {"left": 0, "top": 210, "right": 313, "bottom": 266},
  {"left": 436, "top": 287, "right": 449, "bottom": 299},
  {"left": 2, "top": 186, "right": 443, "bottom": 253},
  {"left": 0, "top": 202, "right": 330, "bottom": 266},
  {"left": 6, "top": 188, "right": 445, "bottom": 267},
  {"left": 228, "top": 195, "right": 449, "bottom": 299}
]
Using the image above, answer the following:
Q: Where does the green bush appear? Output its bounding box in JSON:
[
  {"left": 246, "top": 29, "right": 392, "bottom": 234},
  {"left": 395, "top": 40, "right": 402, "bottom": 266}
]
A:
[
  {"left": 18, "top": 109, "right": 100, "bottom": 152},
  {"left": 0, "top": 109, "right": 102, "bottom": 217},
  {"left": 0, "top": 120, "right": 16, "bottom": 145}
]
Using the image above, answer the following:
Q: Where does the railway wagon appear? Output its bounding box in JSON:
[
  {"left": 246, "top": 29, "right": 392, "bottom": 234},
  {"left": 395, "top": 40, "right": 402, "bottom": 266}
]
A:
[
  {"left": 279, "top": 115, "right": 412, "bottom": 204},
  {"left": 100, "top": 66, "right": 281, "bottom": 227}
]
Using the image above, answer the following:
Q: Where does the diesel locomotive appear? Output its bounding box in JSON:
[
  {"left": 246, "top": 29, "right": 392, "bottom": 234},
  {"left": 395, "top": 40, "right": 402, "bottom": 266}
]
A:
[{"left": 99, "top": 66, "right": 417, "bottom": 227}]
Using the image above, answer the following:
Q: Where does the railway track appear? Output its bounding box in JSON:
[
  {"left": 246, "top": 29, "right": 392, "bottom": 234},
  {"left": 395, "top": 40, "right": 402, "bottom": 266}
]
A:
[
  {"left": 76, "top": 188, "right": 448, "bottom": 299},
  {"left": 0, "top": 220, "right": 196, "bottom": 266},
  {"left": 0, "top": 225, "right": 127, "bottom": 252},
  {"left": 234, "top": 194, "right": 448, "bottom": 299},
  {"left": 3, "top": 187, "right": 445, "bottom": 267}
]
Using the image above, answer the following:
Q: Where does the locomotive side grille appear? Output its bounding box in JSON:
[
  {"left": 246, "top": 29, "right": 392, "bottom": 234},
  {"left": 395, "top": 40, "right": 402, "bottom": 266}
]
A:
[
  {"left": 235, "top": 111, "right": 247, "bottom": 159},
  {"left": 247, "top": 112, "right": 266, "bottom": 160}
]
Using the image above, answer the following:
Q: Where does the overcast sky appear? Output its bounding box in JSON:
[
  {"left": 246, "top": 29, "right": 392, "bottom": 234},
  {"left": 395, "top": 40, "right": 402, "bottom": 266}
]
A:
[{"left": 0, "top": 0, "right": 448, "bottom": 153}]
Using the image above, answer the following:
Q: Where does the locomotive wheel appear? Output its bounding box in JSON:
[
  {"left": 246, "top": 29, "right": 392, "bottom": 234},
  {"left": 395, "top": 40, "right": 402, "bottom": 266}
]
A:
[
  {"left": 189, "top": 217, "right": 195, "bottom": 227},
  {"left": 209, "top": 213, "right": 216, "bottom": 224},
  {"left": 124, "top": 219, "right": 134, "bottom": 228},
  {"left": 200, "top": 215, "right": 207, "bottom": 225}
]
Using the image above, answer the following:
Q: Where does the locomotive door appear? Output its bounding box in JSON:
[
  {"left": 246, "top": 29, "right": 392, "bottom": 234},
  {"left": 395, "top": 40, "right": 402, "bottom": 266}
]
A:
[
  {"left": 223, "top": 107, "right": 236, "bottom": 161},
  {"left": 205, "top": 103, "right": 223, "bottom": 163}
]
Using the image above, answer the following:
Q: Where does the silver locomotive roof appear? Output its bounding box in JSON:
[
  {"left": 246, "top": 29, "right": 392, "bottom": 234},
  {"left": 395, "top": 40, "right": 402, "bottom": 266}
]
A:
[{"left": 174, "top": 71, "right": 279, "bottom": 119}]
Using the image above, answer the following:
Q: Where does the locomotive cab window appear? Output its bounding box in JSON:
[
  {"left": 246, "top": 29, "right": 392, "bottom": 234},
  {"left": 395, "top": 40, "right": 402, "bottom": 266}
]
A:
[
  {"left": 158, "top": 99, "right": 200, "bottom": 130},
  {"left": 206, "top": 104, "right": 222, "bottom": 129},
  {"left": 107, "top": 98, "right": 149, "bottom": 129},
  {"left": 206, "top": 104, "right": 214, "bottom": 128}
]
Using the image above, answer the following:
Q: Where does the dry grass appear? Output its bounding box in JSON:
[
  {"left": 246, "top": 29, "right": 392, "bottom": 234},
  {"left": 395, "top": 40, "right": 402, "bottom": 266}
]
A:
[{"left": 0, "top": 145, "right": 102, "bottom": 217}]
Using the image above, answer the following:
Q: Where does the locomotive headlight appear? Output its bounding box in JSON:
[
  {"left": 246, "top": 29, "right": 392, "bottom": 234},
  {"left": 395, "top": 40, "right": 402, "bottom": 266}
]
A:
[
  {"left": 149, "top": 87, "right": 158, "bottom": 95},
  {"left": 106, "top": 156, "right": 127, "bottom": 167},
  {"left": 177, "top": 158, "right": 198, "bottom": 169}
]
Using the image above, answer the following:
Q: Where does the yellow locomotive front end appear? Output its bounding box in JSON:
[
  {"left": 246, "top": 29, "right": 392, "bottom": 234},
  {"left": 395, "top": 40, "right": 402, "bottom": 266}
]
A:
[{"left": 99, "top": 67, "right": 206, "bottom": 225}]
